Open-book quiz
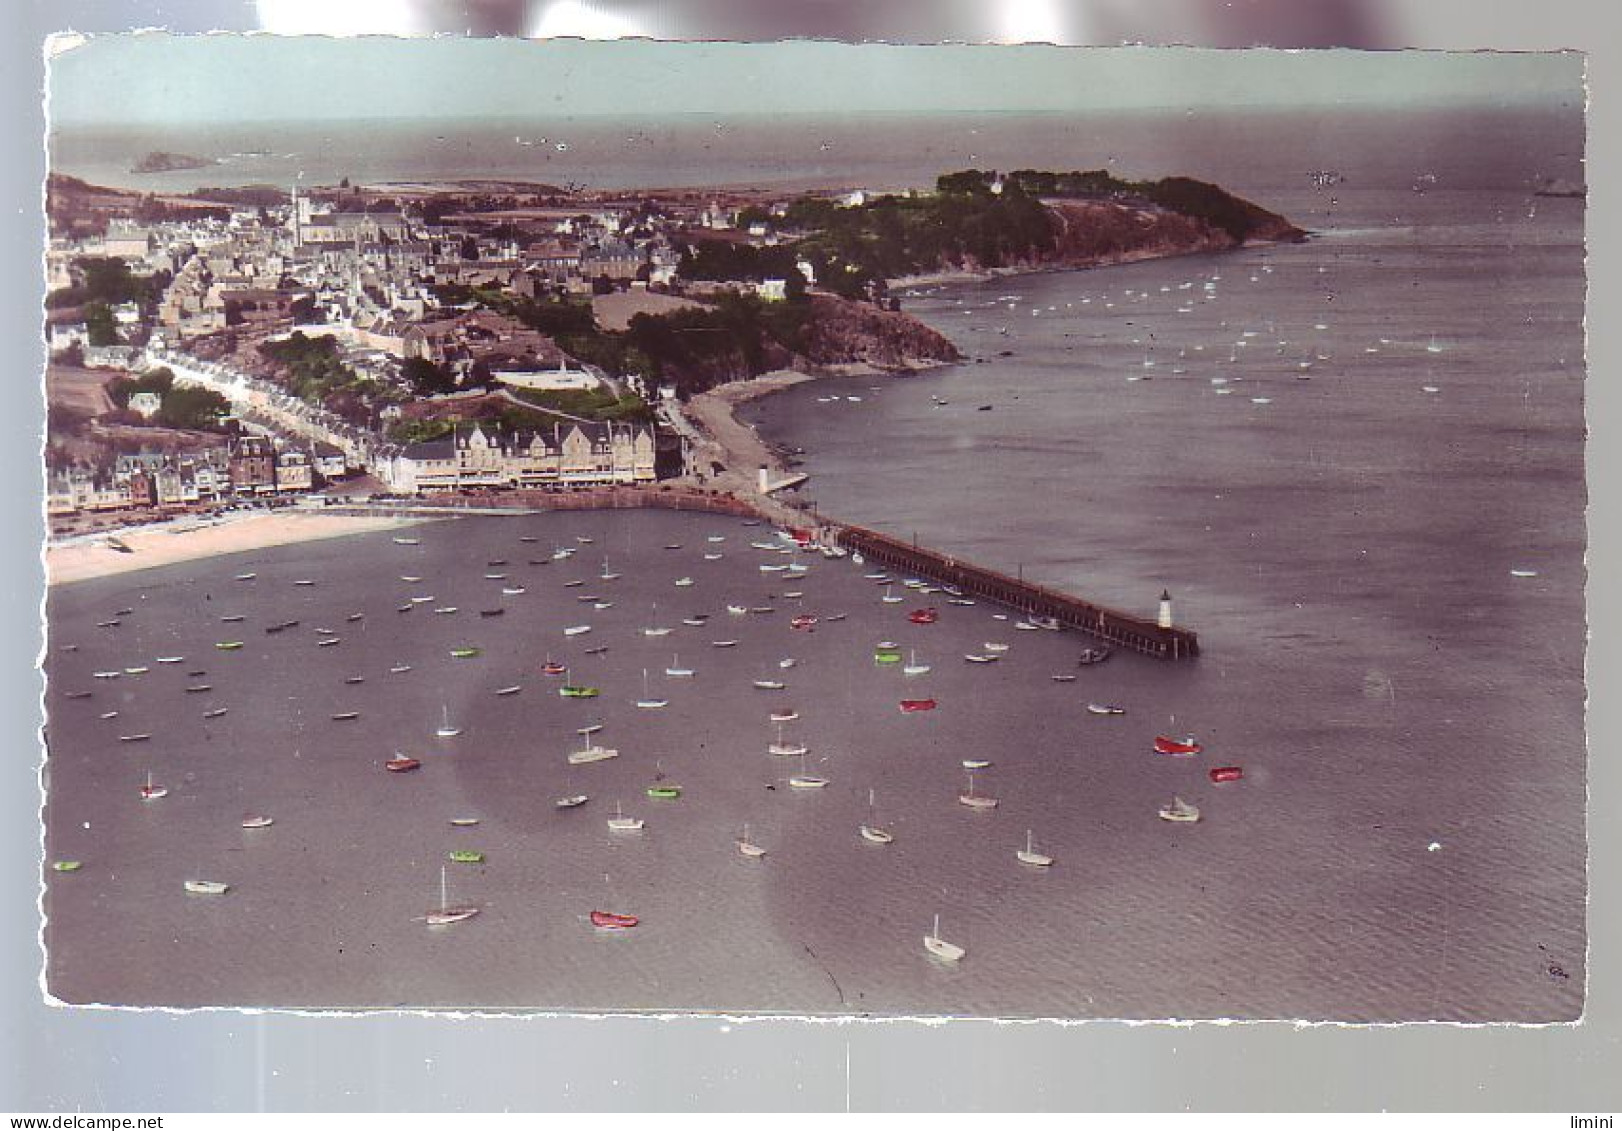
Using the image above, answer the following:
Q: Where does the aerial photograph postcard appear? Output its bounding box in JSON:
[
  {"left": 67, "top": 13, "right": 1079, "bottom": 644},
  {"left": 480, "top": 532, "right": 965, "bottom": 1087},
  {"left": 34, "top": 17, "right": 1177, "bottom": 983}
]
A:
[{"left": 38, "top": 35, "right": 1586, "bottom": 1021}]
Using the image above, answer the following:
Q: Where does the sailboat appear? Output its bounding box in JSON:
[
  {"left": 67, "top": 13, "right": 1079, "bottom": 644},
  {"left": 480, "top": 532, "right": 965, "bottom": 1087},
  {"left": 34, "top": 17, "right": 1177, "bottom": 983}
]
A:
[
  {"left": 635, "top": 669, "right": 668, "bottom": 710},
  {"left": 665, "top": 654, "right": 695, "bottom": 678},
  {"left": 789, "top": 753, "right": 828, "bottom": 789},
  {"left": 1016, "top": 829, "right": 1054, "bottom": 867},
  {"left": 903, "top": 650, "right": 931, "bottom": 676},
  {"left": 424, "top": 864, "right": 479, "bottom": 926},
  {"left": 641, "top": 604, "right": 671, "bottom": 637},
  {"left": 435, "top": 706, "right": 462, "bottom": 738},
  {"left": 859, "top": 789, "right": 894, "bottom": 845},
  {"left": 880, "top": 585, "right": 903, "bottom": 604},
  {"left": 958, "top": 771, "right": 998, "bottom": 810},
  {"left": 1159, "top": 796, "right": 1201, "bottom": 823},
  {"left": 768, "top": 722, "right": 807, "bottom": 758},
  {"left": 736, "top": 824, "right": 767, "bottom": 858},
  {"left": 607, "top": 801, "right": 643, "bottom": 832},
  {"left": 569, "top": 732, "right": 618, "bottom": 764},
  {"left": 924, "top": 913, "right": 965, "bottom": 962},
  {"left": 139, "top": 771, "right": 168, "bottom": 801}
]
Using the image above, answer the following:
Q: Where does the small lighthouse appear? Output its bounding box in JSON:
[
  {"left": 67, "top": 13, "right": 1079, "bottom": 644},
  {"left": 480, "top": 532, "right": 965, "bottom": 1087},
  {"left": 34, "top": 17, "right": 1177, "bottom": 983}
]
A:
[
  {"left": 758, "top": 465, "right": 771, "bottom": 494},
  {"left": 1158, "top": 589, "right": 1174, "bottom": 629}
]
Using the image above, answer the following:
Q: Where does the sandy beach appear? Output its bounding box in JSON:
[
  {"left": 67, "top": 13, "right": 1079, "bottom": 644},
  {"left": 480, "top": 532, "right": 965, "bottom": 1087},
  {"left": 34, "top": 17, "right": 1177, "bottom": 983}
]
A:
[{"left": 45, "top": 510, "right": 432, "bottom": 587}]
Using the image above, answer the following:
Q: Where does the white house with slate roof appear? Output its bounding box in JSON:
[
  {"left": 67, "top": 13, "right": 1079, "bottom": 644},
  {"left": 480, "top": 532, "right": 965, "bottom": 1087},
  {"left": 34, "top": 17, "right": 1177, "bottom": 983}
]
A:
[{"left": 386, "top": 420, "right": 656, "bottom": 493}]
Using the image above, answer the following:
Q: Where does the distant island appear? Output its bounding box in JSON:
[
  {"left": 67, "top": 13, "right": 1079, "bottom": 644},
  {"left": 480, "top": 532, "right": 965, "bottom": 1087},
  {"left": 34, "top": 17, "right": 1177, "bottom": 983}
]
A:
[{"left": 130, "top": 151, "right": 215, "bottom": 174}]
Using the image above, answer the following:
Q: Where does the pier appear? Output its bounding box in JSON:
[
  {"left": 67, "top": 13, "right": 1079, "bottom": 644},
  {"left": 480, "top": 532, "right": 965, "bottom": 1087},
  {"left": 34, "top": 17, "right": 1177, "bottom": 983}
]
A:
[
  {"left": 311, "top": 486, "right": 1199, "bottom": 658},
  {"left": 830, "top": 522, "right": 1199, "bottom": 660}
]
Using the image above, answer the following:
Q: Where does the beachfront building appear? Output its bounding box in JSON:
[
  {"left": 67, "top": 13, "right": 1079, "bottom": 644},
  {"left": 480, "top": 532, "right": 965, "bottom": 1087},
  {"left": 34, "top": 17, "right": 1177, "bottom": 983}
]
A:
[
  {"left": 386, "top": 420, "right": 657, "bottom": 493},
  {"left": 229, "top": 436, "right": 278, "bottom": 496}
]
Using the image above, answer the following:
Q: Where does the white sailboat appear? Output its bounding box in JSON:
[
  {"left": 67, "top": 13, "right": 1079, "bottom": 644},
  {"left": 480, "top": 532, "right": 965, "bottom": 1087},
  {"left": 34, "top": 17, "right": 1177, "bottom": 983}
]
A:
[
  {"left": 768, "top": 722, "right": 807, "bottom": 758},
  {"left": 789, "top": 753, "right": 828, "bottom": 789},
  {"left": 642, "top": 603, "right": 671, "bottom": 637},
  {"left": 903, "top": 650, "right": 931, "bottom": 676},
  {"left": 958, "top": 771, "right": 998, "bottom": 810},
  {"left": 859, "top": 789, "right": 894, "bottom": 845},
  {"left": 1016, "top": 829, "right": 1054, "bottom": 867},
  {"left": 665, "top": 654, "right": 695, "bottom": 678},
  {"left": 924, "top": 913, "right": 965, "bottom": 962},
  {"left": 569, "top": 731, "right": 619, "bottom": 764},
  {"left": 139, "top": 771, "right": 167, "bottom": 801},
  {"left": 635, "top": 669, "right": 668, "bottom": 710},
  {"left": 736, "top": 823, "right": 767, "bottom": 858},
  {"left": 880, "top": 585, "right": 903, "bottom": 604},
  {"left": 607, "top": 801, "right": 644, "bottom": 832},
  {"left": 424, "top": 864, "right": 479, "bottom": 926},
  {"left": 1158, "top": 796, "right": 1202, "bottom": 823},
  {"left": 435, "top": 706, "right": 462, "bottom": 738}
]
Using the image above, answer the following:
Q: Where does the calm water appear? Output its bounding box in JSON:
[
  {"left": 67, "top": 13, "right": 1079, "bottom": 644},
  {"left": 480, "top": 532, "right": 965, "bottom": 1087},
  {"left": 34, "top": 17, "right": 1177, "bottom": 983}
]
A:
[
  {"left": 42, "top": 102, "right": 1587, "bottom": 1020},
  {"left": 743, "top": 183, "right": 1587, "bottom": 1021}
]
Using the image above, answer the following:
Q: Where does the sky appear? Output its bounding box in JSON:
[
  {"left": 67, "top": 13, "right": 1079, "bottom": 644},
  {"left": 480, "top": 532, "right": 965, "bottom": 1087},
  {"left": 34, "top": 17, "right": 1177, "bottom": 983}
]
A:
[{"left": 45, "top": 34, "right": 1584, "bottom": 127}]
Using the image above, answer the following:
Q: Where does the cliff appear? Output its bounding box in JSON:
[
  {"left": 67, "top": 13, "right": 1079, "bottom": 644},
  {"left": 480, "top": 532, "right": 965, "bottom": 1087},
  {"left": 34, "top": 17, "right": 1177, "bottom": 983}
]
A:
[{"left": 787, "top": 294, "right": 962, "bottom": 372}]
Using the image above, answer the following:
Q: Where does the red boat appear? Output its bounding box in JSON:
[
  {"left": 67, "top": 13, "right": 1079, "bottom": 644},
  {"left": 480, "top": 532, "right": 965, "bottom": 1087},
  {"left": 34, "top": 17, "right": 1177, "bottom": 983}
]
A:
[
  {"left": 1153, "top": 735, "right": 1203, "bottom": 756},
  {"left": 899, "top": 698, "right": 938, "bottom": 713},
  {"left": 1209, "top": 766, "right": 1244, "bottom": 783},
  {"left": 908, "top": 608, "right": 939, "bottom": 625},
  {"left": 385, "top": 756, "right": 422, "bottom": 773},
  {"left": 590, "top": 910, "right": 639, "bottom": 930},
  {"left": 790, "top": 615, "right": 818, "bottom": 631},
  {"left": 541, "top": 661, "right": 568, "bottom": 676}
]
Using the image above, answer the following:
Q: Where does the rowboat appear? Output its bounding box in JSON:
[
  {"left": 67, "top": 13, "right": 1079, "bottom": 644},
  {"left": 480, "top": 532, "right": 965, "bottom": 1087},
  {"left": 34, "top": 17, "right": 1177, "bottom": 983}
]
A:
[
  {"left": 331, "top": 711, "right": 360, "bottom": 721},
  {"left": 1209, "top": 766, "right": 1244, "bottom": 783},
  {"left": 962, "top": 759, "right": 992, "bottom": 770},
  {"left": 447, "top": 850, "right": 485, "bottom": 864},
  {"left": 450, "top": 647, "right": 481, "bottom": 659},
  {"left": 450, "top": 817, "right": 481, "bottom": 827},
  {"left": 385, "top": 755, "right": 421, "bottom": 773},
  {"left": 712, "top": 640, "right": 739, "bottom": 648},
  {"left": 790, "top": 615, "right": 818, "bottom": 630},
  {"left": 155, "top": 656, "right": 183, "bottom": 664},
  {"left": 52, "top": 861, "right": 82, "bottom": 873},
  {"left": 203, "top": 708, "right": 229, "bottom": 719},
  {"left": 392, "top": 537, "right": 420, "bottom": 546},
  {"left": 752, "top": 680, "right": 786, "bottom": 691},
  {"left": 240, "top": 815, "right": 273, "bottom": 829},
  {"left": 1086, "top": 703, "right": 1126, "bottom": 716},
  {"left": 590, "top": 910, "right": 638, "bottom": 930},
  {"left": 983, "top": 642, "right": 1010, "bottom": 653},
  {"left": 494, "top": 685, "right": 522, "bottom": 696},
  {"left": 646, "top": 785, "right": 682, "bottom": 800},
  {"left": 908, "top": 608, "right": 939, "bottom": 624},
  {"left": 563, "top": 625, "right": 592, "bottom": 637},
  {"left": 215, "top": 641, "right": 244, "bottom": 651},
  {"left": 184, "top": 880, "right": 230, "bottom": 895},
  {"left": 555, "top": 795, "right": 589, "bottom": 809},
  {"left": 118, "top": 733, "right": 151, "bottom": 743},
  {"left": 317, "top": 637, "right": 341, "bottom": 647},
  {"left": 963, "top": 653, "right": 999, "bottom": 664},
  {"left": 899, "top": 698, "right": 937, "bottom": 713},
  {"left": 390, "top": 664, "right": 412, "bottom": 674}
]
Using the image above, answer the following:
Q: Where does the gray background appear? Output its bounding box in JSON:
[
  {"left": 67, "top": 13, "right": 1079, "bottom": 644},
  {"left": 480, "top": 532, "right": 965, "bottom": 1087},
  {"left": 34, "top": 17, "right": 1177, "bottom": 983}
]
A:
[{"left": 4, "top": 0, "right": 1617, "bottom": 1111}]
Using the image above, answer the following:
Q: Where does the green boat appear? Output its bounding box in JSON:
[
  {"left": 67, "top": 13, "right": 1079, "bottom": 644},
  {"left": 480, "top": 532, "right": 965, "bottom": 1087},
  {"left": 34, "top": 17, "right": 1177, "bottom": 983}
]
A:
[
  {"left": 874, "top": 650, "right": 903, "bottom": 664},
  {"left": 449, "top": 647, "right": 481, "bottom": 659},
  {"left": 646, "top": 785, "right": 682, "bottom": 800},
  {"left": 51, "top": 860, "right": 82, "bottom": 873},
  {"left": 447, "top": 850, "right": 486, "bottom": 864},
  {"left": 559, "top": 685, "right": 600, "bottom": 699},
  {"left": 215, "top": 641, "right": 245, "bottom": 651}
]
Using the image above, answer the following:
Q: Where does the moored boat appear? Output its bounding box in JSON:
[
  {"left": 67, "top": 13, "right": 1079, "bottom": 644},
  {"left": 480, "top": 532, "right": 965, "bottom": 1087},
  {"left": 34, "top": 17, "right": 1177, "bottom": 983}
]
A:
[
  {"left": 184, "top": 880, "right": 230, "bottom": 895},
  {"left": 1086, "top": 703, "right": 1126, "bottom": 716},
  {"left": 908, "top": 607, "right": 939, "bottom": 625},
  {"left": 1154, "top": 734, "right": 1203, "bottom": 756},
  {"left": 559, "top": 685, "right": 600, "bottom": 699},
  {"left": 1158, "top": 796, "right": 1201, "bottom": 823},
  {"left": 924, "top": 913, "right": 965, "bottom": 962},
  {"left": 385, "top": 754, "right": 421, "bottom": 773},
  {"left": 1209, "top": 766, "right": 1244, "bottom": 783},
  {"left": 899, "top": 698, "right": 937, "bottom": 713},
  {"left": 555, "top": 794, "right": 589, "bottom": 809},
  {"left": 590, "top": 910, "right": 638, "bottom": 930},
  {"left": 1016, "top": 829, "right": 1054, "bottom": 867},
  {"left": 240, "top": 815, "right": 273, "bottom": 829}
]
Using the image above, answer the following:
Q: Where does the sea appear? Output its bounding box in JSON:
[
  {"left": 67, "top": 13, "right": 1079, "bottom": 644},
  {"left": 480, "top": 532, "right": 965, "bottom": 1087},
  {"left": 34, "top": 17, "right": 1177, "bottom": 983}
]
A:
[{"left": 42, "top": 102, "right": 1587, "bottom": 1021}]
